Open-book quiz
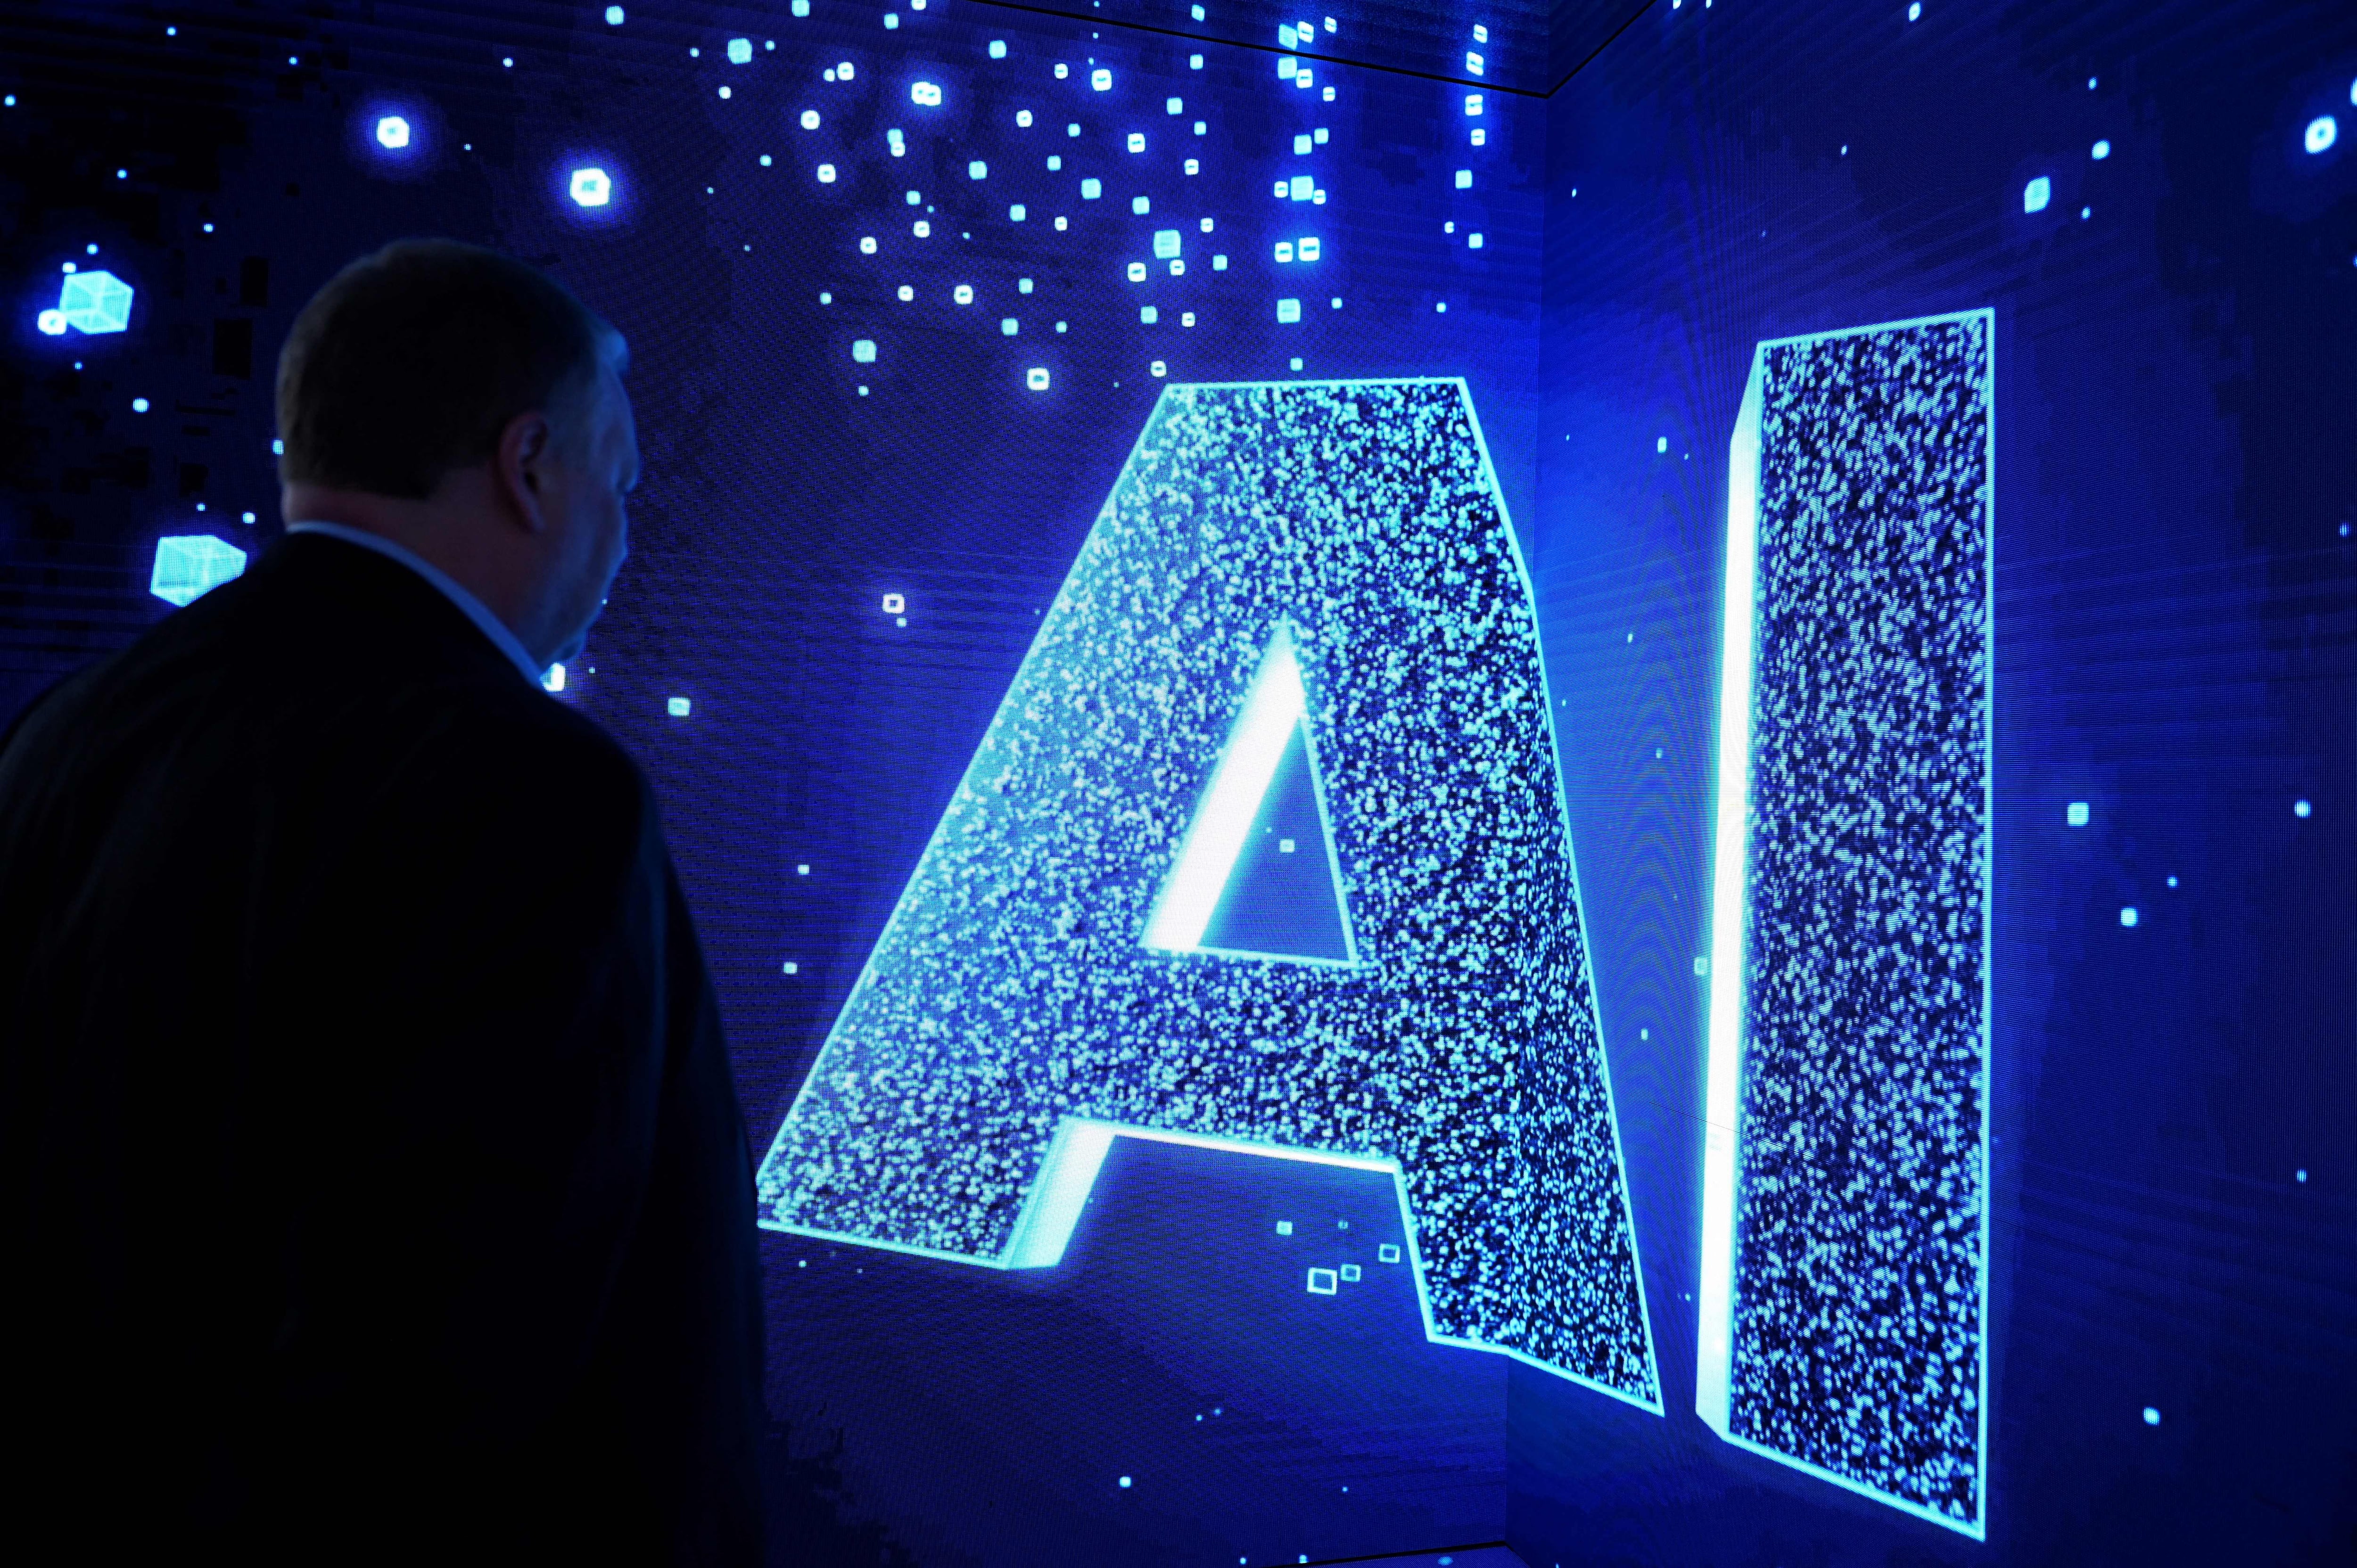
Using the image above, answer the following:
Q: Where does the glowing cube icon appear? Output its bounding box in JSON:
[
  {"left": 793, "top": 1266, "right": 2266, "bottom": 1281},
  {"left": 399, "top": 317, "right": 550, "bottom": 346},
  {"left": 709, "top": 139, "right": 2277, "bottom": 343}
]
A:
[
  {"left": 37, "top": 309, "right": 66, "bottom": 336},
  {"left": 668, "top": 696, "right": 692, "bottom": 717},
  {"left": 375, "top": 115, "right": 410, "bottom": 149},
  {"left": 1276, "top": 297, "right": 1302, "bottom": 322},
  {"left": 569, "top": 167, "right": 611, "bottom": 207},
  {"left": 149, "top": 534, "right": 248, "bottom": 607},
  {"left": 852, "top": 338, "right": 877, "bottom": 363},
  {"left": 58, "top": 270, "right": 133, "bottom": 335},
  {"left": 1025, "top": 367, "right": 1050, "bottom": 390},
  {"left": 1090, "top": 67, "right": 1112, "bottom": 91},
  {"left": 2022, "top": 175, "right": 2051, "bottom": 213},
  {"left": 726, "top": 37, "right": 752, "bottom": 64}
]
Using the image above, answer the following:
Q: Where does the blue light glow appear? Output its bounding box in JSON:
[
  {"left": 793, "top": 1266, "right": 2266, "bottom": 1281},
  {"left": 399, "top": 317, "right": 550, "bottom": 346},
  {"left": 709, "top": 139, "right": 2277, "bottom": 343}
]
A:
[
  {"left": 727, "top": 37, "right": 753, "bottom": 65},
  {"left": 2023, "top": 176, "right": 2051, "bottom": 213},
  {"left": 1698, "top": 312, "right": 1995, "bottom": 1538},
  {"left": 57, "top": 269, "right": 132, "bottom": 334},
  {"left": 149, "top": 534, "right": 248, "bottom": 607},
  {"left": 375, "top": 115, "right": 410, "bottom": 149},
  {"left": 569, "top": 166, "right": 611, "bottom": 206},
  {"left": 2305, "top": 115, "right": 2338, "bottom": 155},
  {"left": 758, "top": 380, "right": 1661, "bottom": 1406}
]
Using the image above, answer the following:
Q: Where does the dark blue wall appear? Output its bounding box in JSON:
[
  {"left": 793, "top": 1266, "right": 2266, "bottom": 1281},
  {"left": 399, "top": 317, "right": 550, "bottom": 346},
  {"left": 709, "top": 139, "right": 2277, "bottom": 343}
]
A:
[
  {"left": 2, "top": 1, "right": 2351, "bottom": 1563},
  {"left": 1522, "top": 1, "right": 2356, "bottom": 1562}
]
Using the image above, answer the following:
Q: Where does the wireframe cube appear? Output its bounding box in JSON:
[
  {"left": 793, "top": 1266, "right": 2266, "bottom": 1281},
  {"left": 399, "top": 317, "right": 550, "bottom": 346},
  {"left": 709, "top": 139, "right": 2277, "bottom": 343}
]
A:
[
  {"left": 149, "top": 534, "right": 248, "bottom": 607},
  {"left": 59, "top": 270, "right": 133, "bottom": 334}
]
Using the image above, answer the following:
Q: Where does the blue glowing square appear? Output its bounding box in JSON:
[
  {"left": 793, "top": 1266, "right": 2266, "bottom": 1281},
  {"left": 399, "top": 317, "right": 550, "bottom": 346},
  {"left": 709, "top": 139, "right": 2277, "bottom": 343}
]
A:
[
  {"left": 569, "top": 167, "right": 611, "bottom": 207},
  {"left": 375, "top": 115, "right": 410, "bottom": 149},
  {"left": 2066, "top": 800, "right": 2089, "bottom": 827},
  {"left": 58, "top": 270, "right": 133, "bottom": 335},
  {"left": 726, "top": 37, "right": 752, "bottom": 64},
  {"left": 1307, "top": 1268, "right": 1338, "bottom": 1296},
  {"left": 1340, "top": 1264, "right": 1362, "bottom": 1282},
  {"left": 148, "top": 534, "right": 248, "bottom": 607}
]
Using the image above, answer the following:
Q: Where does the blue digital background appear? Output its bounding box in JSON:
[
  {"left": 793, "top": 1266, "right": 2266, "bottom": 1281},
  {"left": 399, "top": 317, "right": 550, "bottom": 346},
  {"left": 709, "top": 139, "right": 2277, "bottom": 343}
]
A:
[{"left": 2, "top": 2, "right": 2352, "bottom": 1565}]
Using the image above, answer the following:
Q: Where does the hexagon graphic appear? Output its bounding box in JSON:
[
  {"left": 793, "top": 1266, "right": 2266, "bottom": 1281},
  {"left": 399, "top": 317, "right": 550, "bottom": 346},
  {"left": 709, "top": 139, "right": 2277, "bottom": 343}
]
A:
[{"left": 759, "top": 378, "right": 1661, "bottom": 1406}]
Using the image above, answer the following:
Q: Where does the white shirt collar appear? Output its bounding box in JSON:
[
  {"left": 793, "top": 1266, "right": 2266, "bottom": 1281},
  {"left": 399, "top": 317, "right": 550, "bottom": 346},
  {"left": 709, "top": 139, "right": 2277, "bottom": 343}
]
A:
[{"left": 285, "top": 521, "right": 547, "bottom": 686}]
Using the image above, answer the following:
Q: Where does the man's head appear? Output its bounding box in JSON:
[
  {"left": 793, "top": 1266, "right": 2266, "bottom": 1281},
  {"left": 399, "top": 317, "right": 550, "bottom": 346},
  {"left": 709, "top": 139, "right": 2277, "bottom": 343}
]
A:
[{"left": 277, "top": 239, "right": 638, "bottom": 668}]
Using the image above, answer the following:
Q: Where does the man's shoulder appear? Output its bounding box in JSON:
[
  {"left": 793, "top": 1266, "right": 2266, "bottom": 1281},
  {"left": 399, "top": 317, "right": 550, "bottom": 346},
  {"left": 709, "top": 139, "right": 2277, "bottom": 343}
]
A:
[
  {"left": 415, "top": 675, "right": 650, "bottom": 810},
  {"left": 2, "top": 580, "right": 650, "bottom": 854}
]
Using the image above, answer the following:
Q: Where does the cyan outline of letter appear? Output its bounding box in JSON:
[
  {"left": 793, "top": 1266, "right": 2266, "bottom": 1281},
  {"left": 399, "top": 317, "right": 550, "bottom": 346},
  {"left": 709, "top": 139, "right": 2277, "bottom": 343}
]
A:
[
  {"left": 759, "top": 378, "right": 1661, "bottom": 1407},
  {"left": 1698, "top": 312, "right": 1995, "bottom": 1536}
]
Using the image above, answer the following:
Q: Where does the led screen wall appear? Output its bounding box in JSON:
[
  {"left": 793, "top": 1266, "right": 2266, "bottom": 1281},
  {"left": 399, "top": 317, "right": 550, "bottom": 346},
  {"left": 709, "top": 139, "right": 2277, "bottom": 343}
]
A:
[{"left": 2, "top": 2, "right": 2352, "bottom": 1566}]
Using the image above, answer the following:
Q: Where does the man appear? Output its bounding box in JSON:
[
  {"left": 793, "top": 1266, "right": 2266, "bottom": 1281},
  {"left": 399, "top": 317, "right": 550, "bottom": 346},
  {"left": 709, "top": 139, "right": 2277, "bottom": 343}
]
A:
[{"left": 0, "top": 241, "right": 763, "bottom": 1563}]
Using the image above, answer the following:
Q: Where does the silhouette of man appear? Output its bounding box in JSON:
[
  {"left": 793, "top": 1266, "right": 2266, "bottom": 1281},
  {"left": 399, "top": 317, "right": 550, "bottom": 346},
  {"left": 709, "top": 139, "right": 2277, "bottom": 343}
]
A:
[{"left": 0, "top": 240, "right": 763, "bottom": 1565}]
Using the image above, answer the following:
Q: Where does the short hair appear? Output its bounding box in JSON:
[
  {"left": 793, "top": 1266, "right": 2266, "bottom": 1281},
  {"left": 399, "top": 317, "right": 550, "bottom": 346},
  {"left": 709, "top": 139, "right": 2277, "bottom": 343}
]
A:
[{"left": 275, "top": 239, "right": 623, "bottom": 500}]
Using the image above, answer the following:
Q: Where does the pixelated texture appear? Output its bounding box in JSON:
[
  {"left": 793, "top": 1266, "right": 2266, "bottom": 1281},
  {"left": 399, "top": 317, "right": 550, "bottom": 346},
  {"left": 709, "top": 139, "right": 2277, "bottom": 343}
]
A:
[
  {"left": 761, "top": 379, "right": 1657, "bottom": 1402},
  {"left": 1732, "top": 315, "right": 1991, "bottom": 1523},
  {"left": 148, "top": 534, "right": 248, "bottom": 607}
]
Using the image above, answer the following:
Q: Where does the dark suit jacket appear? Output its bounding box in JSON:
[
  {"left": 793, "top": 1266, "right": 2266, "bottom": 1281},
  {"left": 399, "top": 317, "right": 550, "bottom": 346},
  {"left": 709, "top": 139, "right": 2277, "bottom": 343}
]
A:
[{"left": 0, "top": 534, "right": 763, "bottom": 1564}]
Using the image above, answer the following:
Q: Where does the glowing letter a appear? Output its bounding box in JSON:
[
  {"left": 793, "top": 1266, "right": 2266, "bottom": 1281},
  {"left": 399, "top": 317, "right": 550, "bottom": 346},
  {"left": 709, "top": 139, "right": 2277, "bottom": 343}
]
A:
[{"left": 759, "top": 379, "right": 1660, "bottom": 1406}]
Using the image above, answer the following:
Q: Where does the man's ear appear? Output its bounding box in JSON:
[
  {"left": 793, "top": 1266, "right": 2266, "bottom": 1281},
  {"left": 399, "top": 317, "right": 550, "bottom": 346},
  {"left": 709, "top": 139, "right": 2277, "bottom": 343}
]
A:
[{"left": 493, "top": 409, "right": 557, "bottom": 535}]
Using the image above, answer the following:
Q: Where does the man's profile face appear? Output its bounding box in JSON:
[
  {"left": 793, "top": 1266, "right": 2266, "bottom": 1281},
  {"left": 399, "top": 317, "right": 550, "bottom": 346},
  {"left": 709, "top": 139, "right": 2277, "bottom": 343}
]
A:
[{"left": 542, "top": 358, "right": 638, "bottom": 666}]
